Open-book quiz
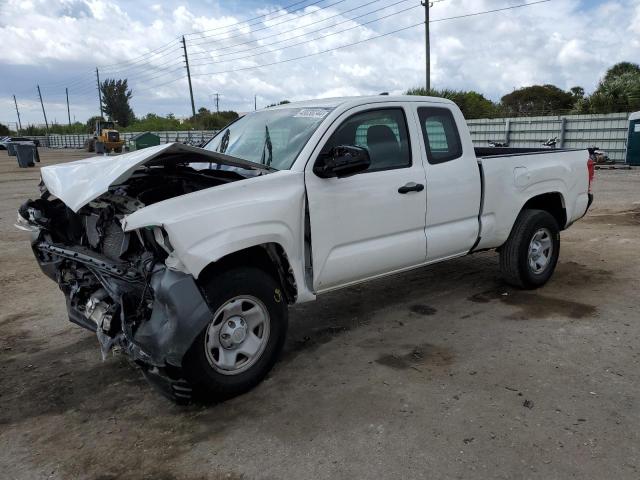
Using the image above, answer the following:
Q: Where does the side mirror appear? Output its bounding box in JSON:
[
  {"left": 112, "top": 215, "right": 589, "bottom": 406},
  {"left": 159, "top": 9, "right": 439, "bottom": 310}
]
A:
[{"left": 313, "top": 145, "right": 371, "bottom": 178}]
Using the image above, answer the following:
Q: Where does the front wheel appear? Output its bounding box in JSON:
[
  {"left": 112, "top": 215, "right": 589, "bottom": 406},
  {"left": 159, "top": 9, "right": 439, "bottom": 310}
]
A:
[
  {"left": 183, "top": 267, "right": 288, "bottom": 401},
  {"left": 499, "top": 209, "right": 560, "bottom": 289}
]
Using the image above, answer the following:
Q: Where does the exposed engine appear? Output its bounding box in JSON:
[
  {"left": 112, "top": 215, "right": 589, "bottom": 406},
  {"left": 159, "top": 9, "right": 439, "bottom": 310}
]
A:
[{"left": 19, "top": 162, "right": 247, "bottom": 368}]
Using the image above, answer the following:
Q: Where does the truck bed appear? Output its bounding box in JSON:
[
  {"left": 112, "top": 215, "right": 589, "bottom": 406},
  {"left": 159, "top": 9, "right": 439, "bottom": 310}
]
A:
[{"left": 474, "top": 147, "right": 591, "bottom": 252}]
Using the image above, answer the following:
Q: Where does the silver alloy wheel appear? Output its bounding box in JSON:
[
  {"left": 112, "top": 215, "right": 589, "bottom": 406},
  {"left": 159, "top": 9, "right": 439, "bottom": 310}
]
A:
[
  {"left": 204, "top": 295, "right": 270, "bottom": 375},
  {"left": 528, "top": 227, "right": 553, "bottom": 274}
]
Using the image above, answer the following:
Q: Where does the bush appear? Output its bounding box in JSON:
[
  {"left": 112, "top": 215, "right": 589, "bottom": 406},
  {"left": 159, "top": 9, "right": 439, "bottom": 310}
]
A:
[{"left": 405, "top": 87, "right": 501, "bottom": 119}]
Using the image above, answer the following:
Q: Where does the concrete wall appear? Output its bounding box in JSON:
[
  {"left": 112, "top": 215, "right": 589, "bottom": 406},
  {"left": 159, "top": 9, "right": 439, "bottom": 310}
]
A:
[{"left": 467, "top": 112, "right": 630, "bottom": 162}]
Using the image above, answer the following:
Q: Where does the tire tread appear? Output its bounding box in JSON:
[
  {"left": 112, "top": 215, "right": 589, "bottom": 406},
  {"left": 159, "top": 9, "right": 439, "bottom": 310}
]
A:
[{"left": 499, "top": 209, "right": 559, "bottom": 289}]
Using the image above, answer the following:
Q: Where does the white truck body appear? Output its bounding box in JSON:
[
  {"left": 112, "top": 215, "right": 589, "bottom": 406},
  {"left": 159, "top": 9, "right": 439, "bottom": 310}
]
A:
[
  {"left": 23, "top": 96, "right": 593, "bottom": 401},
  {"left": 41, "top": 96, "right": 591, "bottom": 301}
]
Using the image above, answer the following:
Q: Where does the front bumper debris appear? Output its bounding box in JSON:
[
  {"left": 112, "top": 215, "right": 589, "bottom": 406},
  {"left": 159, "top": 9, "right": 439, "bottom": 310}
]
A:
[{"left": 32, "top": 238, "right": 214, "bottom": 403}]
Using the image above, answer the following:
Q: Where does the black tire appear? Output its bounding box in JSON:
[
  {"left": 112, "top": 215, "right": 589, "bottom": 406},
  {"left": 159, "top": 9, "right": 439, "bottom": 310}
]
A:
[
  {"left": 499, "top": 209, "right": 560, "bottom": 289},
  {"left": 114, "top": 146, "right": 123, "bottom": 153},
  {"left": 183, "top": 267, "right": 288, "bottom": 401}
]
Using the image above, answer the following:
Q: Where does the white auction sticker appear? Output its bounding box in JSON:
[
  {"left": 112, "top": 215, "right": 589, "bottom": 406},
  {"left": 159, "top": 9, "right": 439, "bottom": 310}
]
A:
[{"left": 294, "top": 109, "right": 330, "bottom": 119}]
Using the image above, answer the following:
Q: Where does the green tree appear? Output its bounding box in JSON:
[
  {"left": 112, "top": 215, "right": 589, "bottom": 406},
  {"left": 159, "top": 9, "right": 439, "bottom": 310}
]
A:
[
  {"left": 602, "top": 62, "right": 640, "bottom": 84},
  {"left": 191, "top": 108, "right": 239, "bottom": 130},
  {"left": 500, "top": 84, "right": 575, "bottom": 116},
  {"left": 100, "top": 78, "right": 134, "bottom": 127},
  {"left": 570, "top": 86, "right": 585, "bottom": 99},
  {"left": 85, "top": 115, "right": 105, "bottom": 132},
  {"left": 405, "top": 87, "right": 500, "bottom": 119},
  {"left": 0, "top": 123, "right": 11, "bottom": 136},
  {"left": 576, "top": 62, "right": 640, "bottom": 114},
  {"left": 126, "top": 113, "right": 183, "bottom": 132}
]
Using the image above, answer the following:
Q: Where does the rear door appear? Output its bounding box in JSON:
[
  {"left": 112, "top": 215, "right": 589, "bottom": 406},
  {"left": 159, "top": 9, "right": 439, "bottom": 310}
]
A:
[
  {"left": 412, "top": 105, "right": 482, "bottom": 260},
  {"left": 305, "top": 103, "right": 428, "bottom": 292}
]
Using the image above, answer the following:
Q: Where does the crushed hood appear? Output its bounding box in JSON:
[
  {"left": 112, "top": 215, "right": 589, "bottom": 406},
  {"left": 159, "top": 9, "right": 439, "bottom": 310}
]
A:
[{"left": 40, "top": 143, "right": 271, "bottom": 212}]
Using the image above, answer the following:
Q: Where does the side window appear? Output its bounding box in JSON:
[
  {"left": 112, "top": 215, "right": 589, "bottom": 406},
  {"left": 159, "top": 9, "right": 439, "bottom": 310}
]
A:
[
  {"left": 322, "top": 108, "right": 411, "bottom": 172},
  {"left": 418, "top": 107, "right": 463, "bottom": 164}
]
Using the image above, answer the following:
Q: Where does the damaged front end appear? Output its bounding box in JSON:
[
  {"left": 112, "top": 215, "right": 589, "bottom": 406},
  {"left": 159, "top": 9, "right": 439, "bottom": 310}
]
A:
[{"left": 17, "top": 145, "right": 266, "bottom": 402}]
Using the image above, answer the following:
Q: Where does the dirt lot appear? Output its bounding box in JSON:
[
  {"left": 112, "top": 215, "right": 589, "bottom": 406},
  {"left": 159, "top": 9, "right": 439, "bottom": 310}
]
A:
[{"left": 1, "top": 149, "right": 639, "bottom": 480}]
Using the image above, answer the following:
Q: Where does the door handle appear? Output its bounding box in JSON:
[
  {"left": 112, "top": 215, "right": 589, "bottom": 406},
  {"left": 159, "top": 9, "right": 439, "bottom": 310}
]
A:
[{"left": 398, "top": 182, "right": 424, "bottom": 194}]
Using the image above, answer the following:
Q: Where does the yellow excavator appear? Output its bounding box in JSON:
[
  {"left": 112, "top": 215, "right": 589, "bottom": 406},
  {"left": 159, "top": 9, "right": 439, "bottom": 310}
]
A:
[{"left": 85, "top": 120, "right": 125, "bottom": 154}]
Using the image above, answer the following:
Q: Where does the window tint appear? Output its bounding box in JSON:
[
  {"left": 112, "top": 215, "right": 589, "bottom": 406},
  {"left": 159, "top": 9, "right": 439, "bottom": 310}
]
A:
[
  {"left": 417, "top": 107, "right": 462, "bottom": 164},
  {"left": 322, "top": 108, "right": 411, "bottom": 172}
]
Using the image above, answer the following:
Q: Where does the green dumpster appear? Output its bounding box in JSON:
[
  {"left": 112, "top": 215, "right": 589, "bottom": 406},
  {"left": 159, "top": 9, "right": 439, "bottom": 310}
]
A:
[
  {"left": 626, "top": 111, "right": 640, "bottom": 166},
  {"left": 129, "top": 132, "right": 161, "bottom": 151}
]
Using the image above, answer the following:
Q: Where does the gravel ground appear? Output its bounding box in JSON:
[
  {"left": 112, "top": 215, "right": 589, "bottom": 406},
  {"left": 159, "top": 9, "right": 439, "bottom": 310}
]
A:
[{"left": 1, "top": 149, "right": 639, "bottom": 480}]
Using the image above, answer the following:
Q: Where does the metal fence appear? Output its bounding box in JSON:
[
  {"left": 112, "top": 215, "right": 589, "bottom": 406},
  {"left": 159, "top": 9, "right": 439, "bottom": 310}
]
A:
[
  {"left": 20, "top": 113, "right": 634, "bottom": 163},
  {"left": 29, "top": 130, "right": 219, "bottom": 149},
  {"left": 467, "top": 112, "right": 631, "bottom": 162}
]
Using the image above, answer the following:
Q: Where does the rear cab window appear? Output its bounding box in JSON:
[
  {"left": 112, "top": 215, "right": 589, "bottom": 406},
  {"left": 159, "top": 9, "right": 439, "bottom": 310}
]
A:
[{"left": 417, "top": 107, "right": 463, "bottom": 164}]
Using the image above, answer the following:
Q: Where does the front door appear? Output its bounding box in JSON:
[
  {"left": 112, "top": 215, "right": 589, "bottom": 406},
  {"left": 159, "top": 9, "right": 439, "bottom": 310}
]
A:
[{"left": 305, "top": 105, "right": 428, "bottom": 292}]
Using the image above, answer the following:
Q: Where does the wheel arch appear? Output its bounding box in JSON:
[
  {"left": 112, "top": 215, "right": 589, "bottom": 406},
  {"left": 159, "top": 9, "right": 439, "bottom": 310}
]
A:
[
  {"left": 196, "top": 243, "right": 298, "bottom": 304},
  {"left": 520, "top": 191, "right": 567, "bottom": 230}
]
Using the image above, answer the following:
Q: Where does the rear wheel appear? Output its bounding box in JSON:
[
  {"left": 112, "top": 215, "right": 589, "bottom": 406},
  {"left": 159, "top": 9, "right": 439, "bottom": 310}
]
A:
[
  {"left": 183, "top": 267, "right": 288, "bottom": 401},
  {"left": 499, "top": 209, "right": 560, "bottom": 289}
]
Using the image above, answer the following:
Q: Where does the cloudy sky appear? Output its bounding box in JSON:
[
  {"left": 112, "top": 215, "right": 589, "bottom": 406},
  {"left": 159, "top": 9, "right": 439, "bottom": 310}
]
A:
[{"left": 0, "top": 0, "right": 638, "bottom": 126}]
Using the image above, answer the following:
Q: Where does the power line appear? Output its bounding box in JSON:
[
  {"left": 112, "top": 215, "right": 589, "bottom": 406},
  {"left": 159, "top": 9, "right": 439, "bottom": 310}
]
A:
[
  {"left": 190, "top": 23, "right": 423, "bottom": 77},
  {"left": 101, "top": 0, "right": 329, "bottom": 70},
  {"left": 189, "top": 3, "right": 420, "bottom": 68},
  {"left": 188, "top": 0, "right": 349, "bottom": 47},
  {"left": 185, "top": 0, "right": 327, "bottom": 38},
  {"left": 6, "top": 0, "right": 396, "bottom": 97},
  {"left": 11, "top": 0, "right": 553, "bottom": 118},
  {"left": 100, "top": 38, "right": 182, "bottom": 70},
  {"left": 189, "top": 0, "right": 553, "bottom": 77},
  {"left": 102, "top": 59, "right": 184, "bottom": 84},
  {"left": 188, "top": 0, "right": 401, "bottom": 59},
  {"left": 430, "top": 0, "right": 551, "bottom": 23},
  {"left": 98, "top": 0, "right": 334, "bottom": 71},
  {"left": 100, "top": 44, "right": 184, "bottom": 75}
]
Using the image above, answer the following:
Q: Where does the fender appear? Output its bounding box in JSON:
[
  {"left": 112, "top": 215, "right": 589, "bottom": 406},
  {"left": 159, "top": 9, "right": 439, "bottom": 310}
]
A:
[
  {"left": 477, "top": 159, "right": 574, "bottom": 250},
  {"left": 122, "top": 170, "right": 315, "bottom": 302}
]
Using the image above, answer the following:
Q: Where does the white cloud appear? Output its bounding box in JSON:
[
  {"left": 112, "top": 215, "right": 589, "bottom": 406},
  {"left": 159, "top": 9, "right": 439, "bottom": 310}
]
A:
[{"left": 1, "top": 0, "right": 639, "bottom": 125}]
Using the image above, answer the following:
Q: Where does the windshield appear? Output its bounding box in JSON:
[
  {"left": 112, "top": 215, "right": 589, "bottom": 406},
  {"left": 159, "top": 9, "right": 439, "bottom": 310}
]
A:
[{"left": 204, "top": 107, "right": 333, "bottom": 170}]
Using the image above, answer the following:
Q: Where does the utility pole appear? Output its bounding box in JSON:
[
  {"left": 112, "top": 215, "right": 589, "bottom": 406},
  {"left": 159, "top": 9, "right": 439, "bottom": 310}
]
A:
[
  {"left": 182, "top": 35, "right": 196, "bottom": 118},
  {"left": 96, "top": 67, "right": 103, "bottom": 117},
  {"left": 66, "top": 87, "right": 71, "bottom": 126},
  {"left": 254, "top": 95, "right": 257, "bottom": 111},
  {"left": 13, "top": 95, "right": 22, "bottom": 133},
  {"left": 36, "top": 85, "right": 49, "bottom": 134},
  {"left": 421, "top": 0, "right": 431, "bottom": 92},
  {"left": 214, "top": 93, "right": 220, "bottom": 113}
]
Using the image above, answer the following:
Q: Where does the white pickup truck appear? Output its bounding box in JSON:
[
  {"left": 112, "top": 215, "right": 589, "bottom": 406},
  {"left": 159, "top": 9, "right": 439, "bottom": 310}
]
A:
[{"left": 18, "top": 96, "right": 594, "bottom": 402}]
